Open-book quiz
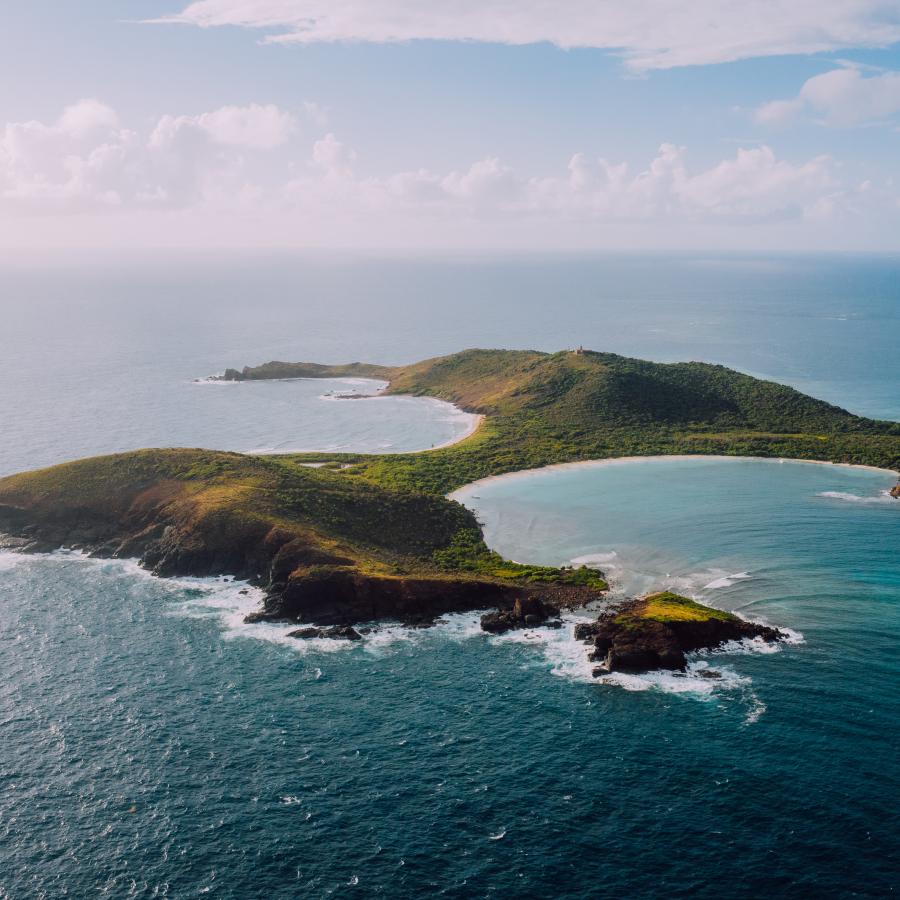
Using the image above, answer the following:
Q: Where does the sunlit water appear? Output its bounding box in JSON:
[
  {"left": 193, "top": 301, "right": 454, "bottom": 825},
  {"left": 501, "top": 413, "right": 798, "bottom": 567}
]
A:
[{"left": 0, "top": 255, "right": 898, "bottom": 897}]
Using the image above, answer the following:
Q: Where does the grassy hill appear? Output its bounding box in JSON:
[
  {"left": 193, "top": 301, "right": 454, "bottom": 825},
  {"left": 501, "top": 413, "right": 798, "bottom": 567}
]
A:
[
  {"left": 1, "top": 347, "right": 895, "bottom": 625},
  {"left": 0, "top": 448, "right": 606, "bottom": 623},
  {"left": 257, "top": 348, "right": 899, "bottom": 494}
]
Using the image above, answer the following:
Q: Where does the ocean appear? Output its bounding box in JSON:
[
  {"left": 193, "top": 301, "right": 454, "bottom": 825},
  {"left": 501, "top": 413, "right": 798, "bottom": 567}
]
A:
[{"left": 0, "top": 254, "right": 897, "bottom": 897}]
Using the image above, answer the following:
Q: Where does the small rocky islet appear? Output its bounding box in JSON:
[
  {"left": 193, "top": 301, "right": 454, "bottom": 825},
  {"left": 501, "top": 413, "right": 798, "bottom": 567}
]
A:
[{"left": 475, "top": 590, "right": 783, "bottom": 675}]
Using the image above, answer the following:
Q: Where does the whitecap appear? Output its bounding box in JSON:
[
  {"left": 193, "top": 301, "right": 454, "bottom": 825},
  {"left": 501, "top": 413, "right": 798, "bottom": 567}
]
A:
[
  {"left": 488, "top": 829, "right": 507, "bottom": 841},
  {"left": 570, "top": 551, "right": 619, "bottom": 568},
  {"left": 598, "top": 659, "right": 751, "bottom": 697},
  {"left": 702, "top": 571, "right": 751, "bottom": 590},
  {"left": 0, "top": 550, "right": 29, "bottom": 572},
  {"left": 817, "top": 490, "right": 897, "bottom": 505}
]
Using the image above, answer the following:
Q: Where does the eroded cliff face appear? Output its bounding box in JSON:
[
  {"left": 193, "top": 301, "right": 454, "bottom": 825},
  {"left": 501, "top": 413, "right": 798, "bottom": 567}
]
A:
[
  {"left": 0, "top": 498, "right": 535, "bottom": 626},
  {"left": 252, "top": 568, "right": 524, "bottom": 626}
]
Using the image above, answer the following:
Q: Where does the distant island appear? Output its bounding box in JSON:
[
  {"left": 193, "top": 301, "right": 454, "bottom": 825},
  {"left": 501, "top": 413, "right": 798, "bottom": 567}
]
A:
[{"left": 2, "top": 348, "right": 897, "bottom": 674}]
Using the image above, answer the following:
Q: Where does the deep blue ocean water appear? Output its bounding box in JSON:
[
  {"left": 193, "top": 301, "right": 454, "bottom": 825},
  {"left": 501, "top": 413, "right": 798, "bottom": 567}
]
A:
[{"left": 0, "top": 254, "right": 898, "bottom": 898}]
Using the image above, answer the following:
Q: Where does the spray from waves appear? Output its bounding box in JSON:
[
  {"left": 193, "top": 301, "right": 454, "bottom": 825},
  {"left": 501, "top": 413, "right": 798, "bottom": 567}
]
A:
[
  {"left": 3, "top": 551, "right": 792, "bottom": 718},
  {"left": 817, "top": 490, "right": 897, "bottom": 505},
  {"left": 191, "top": 374, "right": 236, "bottom": 385},
  {"left": 0, "top": 549, "right": 30, "bottom": 572}
]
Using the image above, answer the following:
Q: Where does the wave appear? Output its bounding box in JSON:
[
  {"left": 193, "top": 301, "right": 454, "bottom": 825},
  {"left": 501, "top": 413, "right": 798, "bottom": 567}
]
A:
[
  {"left": 570, "top": 551, "right": 619, "bottom": 568},
  {"left": 702, "top": 571, "right": 751, "bottom": 590},
  {"left": 817, "top": 490, "right": 897, "bottom": 505},
  {"left": 191, "top": 374, "right": 235, "bottom": 385}
]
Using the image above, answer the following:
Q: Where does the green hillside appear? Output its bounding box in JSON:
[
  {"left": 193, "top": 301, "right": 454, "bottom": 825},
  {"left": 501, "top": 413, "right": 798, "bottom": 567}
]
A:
[
  {"left": 1, "top": 347, "right": 895, "bottom": 625},
  {"left": 259, "top": 348, "right": 899, "bottom": 493}
]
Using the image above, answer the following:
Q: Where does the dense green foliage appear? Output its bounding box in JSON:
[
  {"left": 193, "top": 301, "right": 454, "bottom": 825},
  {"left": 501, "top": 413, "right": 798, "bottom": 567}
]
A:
[
  {"left": 3, "top": 348, "right": 896, "bottom": 596},
  {"left": 269, "top": 348, "right": 898, "bottom": 494}
]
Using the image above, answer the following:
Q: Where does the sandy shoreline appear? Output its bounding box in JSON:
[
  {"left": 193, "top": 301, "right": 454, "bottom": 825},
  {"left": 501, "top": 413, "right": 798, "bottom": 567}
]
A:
[
  {"left": 449, "top": 454, "right": 898, "bottom": 501},
  {"left": 424, "top": 413, "right": 485, "bottom": 452}
]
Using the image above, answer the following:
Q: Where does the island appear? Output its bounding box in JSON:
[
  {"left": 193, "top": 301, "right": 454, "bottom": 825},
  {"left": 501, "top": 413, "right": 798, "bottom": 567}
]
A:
[
  {"left": 575, "top": 592, "right": 784, "bottom": 674},
  {"left": 2, "top": 348, "right": 897, "bottom": 673}
]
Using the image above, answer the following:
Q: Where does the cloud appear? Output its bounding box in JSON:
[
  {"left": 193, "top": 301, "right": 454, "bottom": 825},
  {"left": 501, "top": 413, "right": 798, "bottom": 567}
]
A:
[
  {"left": 148, "top": 0, "right": 900, "bottom": 70},
  {"left": 1, "top": 99, "right": 889, "bottom": 248},
  {"left": 0, "top": 100, "right": 298, "bottom": 210},
  {"left": 757, "top": 65, "right": 900, "bottom": 126},
  {"left": 291, "top": 139, "right": 842, "bottom": 225}
]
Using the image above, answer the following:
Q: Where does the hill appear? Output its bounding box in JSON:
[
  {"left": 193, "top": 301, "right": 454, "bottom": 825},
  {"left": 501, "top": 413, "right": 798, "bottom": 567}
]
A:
[
  {"left": 242, "top": 348, "right": 899, "bottom": 493},
  {"left": 2, "top": 346, "right": 896, "bottom": 628},
  {"left": 0, "top": 448, "right": 606, "bottom": 625}
]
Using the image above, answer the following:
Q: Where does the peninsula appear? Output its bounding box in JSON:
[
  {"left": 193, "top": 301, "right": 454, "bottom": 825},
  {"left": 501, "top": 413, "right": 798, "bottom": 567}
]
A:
[{"left": 2, "top": 348, "right": 897, "bottom": 671}]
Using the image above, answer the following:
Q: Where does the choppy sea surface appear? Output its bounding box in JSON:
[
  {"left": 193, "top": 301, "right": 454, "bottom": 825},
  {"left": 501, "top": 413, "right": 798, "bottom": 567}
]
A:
[{"left": 0, "top": 254, "right": 898, "bottom": 898}]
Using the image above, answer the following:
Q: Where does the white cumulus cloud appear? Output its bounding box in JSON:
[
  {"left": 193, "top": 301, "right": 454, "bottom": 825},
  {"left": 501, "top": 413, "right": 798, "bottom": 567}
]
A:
[
  {"left": 757, "top": 64, "right": 900, "bottom": 126},
  {"left": 149, "top": 0, "right": 900, "bottom": 70},
  {"left": 0, "top": 101, "right": 300, "bottom": 210},
  {"left": 1, "top": 99, "right": 893, "bottom": 251}
]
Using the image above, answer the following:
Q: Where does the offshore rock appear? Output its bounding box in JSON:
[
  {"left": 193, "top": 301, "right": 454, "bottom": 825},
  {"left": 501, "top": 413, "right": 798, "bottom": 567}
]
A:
[
  {"left": 582, "top": 592, "right": 785, "bottom": 675},
  {"left": 480, "top": 596, "right": 561, "bottom": 634},
  {"left": 288, "top": 625, "right": 362, "bottom": 641}
]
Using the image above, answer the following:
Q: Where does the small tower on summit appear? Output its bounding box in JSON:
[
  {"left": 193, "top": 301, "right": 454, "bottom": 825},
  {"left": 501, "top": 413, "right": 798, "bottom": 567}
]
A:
[{"left": 574, "top": 345, "right": 584, "bottom": 355}]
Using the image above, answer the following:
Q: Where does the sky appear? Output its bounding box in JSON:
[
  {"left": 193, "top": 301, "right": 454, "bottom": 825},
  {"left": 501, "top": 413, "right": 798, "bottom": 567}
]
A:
[{"left": 2, "top": 1, "right": 900, "bottom": 254}]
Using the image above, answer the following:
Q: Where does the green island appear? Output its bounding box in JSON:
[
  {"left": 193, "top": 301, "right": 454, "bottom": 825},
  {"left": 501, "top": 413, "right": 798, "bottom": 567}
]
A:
[{"left": 1, "top": 348, "right": 897, "bottom": 671}]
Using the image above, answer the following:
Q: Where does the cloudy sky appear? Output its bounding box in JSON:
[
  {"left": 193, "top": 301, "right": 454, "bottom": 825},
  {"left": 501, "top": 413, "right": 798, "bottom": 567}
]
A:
[{"left": 2, "top": 1, "right": 900, "bottom": 252}]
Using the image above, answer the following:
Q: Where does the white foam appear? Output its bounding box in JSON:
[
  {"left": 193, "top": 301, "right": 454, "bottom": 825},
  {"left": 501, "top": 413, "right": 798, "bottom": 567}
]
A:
[
  {"left": 817, "top": 490, "right": 897, "bottom": 505},
  {"left": 0, "top": 550, "right": 29, "bottom": 572},
  {"left": 598, "top": 659, "right": 751, "bottom": 697},
  {"left": 702, "top": 571, "right": 751, "bottom": 590},
  {"left": 570, "top": 551, "right": 619, "bottom": 568},
  {"left": 191, "top": 374, "right": 235, "bottom": 385},
  {"left": 488, "top": 613, "right": 597, "bottom": 683}
]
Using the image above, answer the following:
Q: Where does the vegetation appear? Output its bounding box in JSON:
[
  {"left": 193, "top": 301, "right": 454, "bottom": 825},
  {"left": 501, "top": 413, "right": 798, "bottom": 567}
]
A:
[
  {"left": 265, "top": 348, "right": 898, "bottom": 494},
  {"left": 624, "top": 591, "right": 739, "bottom": 625},
  {"left": 1, "top": 348, "right": 895, "bottom": 614}
]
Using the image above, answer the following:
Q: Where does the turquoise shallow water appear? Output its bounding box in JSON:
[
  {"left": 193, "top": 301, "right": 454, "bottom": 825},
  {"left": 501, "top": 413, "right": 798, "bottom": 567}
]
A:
[{"left": 0, "top": 255, "right": 898, "bottom": 897}]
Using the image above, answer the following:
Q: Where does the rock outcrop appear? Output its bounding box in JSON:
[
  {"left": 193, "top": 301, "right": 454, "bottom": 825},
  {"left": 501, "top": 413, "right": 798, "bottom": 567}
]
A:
[
  {"left": 891, "top": 482, "right": 900, "bottom": 499},
  {"left": 287, "top": 625, "right": 363, "bottom": 641},
  {"left": 576, "top": 592, "right": 784, "bottom": 675},
  {"left": 480, "top": 596, "right": 561, "bottom": 633}
]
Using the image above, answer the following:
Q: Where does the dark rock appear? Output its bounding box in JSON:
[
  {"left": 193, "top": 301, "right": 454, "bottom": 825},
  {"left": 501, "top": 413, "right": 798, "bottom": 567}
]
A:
[
  {"left": 480, "top": 596, "right": 561, "bottom": 634},
  {"left": 586, "top": 596, "right": 787, "bottom": 676},
  {"left": 287, "top": 625, "right": 362, "bottom": 641},
  {"left": 287, "top": 627, "right": 322, "bottom": 639}
]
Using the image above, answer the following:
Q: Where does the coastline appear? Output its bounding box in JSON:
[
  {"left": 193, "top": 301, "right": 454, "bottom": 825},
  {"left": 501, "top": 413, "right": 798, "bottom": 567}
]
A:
[
  {"left": 423, "top": 412, "right": 484, "bottom": 452},
  {"left": 449, "top": 454, "right": 899, "bottom": 501}
]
